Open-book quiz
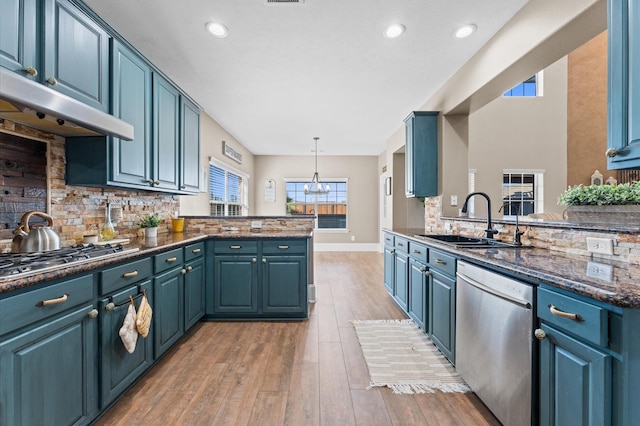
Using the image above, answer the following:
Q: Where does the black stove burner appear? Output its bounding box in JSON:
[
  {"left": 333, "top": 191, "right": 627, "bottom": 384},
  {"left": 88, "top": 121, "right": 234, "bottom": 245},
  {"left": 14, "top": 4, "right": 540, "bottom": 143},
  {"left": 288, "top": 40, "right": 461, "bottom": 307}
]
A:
[{"left": 0, "top": 243, "right": 136, "bottom": 279}]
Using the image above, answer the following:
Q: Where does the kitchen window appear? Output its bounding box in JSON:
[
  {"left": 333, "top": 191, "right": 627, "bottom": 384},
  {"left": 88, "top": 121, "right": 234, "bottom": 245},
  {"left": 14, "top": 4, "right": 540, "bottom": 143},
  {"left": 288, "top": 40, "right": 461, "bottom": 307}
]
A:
[
  {"left": 285, "top": 180, "right": 347, "bottom": 230},
  {"left": 502, "top": 170, "right": 544, "bottom": 216},
  {"left": 209, "top": 160, "right": 248, "bottom": 216}
]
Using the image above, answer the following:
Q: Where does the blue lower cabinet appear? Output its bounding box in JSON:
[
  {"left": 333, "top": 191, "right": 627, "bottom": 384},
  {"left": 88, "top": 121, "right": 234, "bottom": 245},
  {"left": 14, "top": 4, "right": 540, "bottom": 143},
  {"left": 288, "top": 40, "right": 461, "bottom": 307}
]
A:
[
  {"left": 394, "top": 251, "right": 409, "bottom": 311},
  {"left": 538, "top": 323, "right": 612, "bottom": 426},
  {"left": 100, "top": 282, "right": 153, "bottom": 408},
  {"left": 0, "top": 304, "right": 98, "bottom": 425},
  {"left": 184, "top": 257, "right": 205, "bottom": 330},
  {"left": 408, "top": 258, "right": 428, "bottom": 331},
  {"left": 429, "top": 269, "right": 455, "bottom": 363},
  {"left": 213, "top": 254, "right": 259, "bottom": 313},
  {"left": 154, "top": 267, "right": 184, "bottom": 358},
  {"left": 262, "top": 255, "right": 307, "bottom": 316},
  {"left": 383, "top": 245, "right": 395, "bottom": 294}
]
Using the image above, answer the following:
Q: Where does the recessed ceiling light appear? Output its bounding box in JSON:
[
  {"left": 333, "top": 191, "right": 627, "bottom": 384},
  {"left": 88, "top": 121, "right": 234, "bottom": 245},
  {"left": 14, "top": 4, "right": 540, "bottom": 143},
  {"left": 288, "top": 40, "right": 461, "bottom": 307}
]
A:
[
  {"left": 454, "top": 24, "right": 476, "bottom": 39},
  {"left": 384, "top": 24, "right": 406, "bottom": 39},
  {"left": 205, "top": 22, "right": 229, "bottom": 38}
]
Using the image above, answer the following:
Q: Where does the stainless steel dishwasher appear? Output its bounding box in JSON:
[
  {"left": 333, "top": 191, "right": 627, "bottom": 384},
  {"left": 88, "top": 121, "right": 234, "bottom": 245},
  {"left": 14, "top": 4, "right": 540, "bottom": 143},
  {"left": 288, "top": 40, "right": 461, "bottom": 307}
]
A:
[{"left": 456, "top": 261, "right": 534, "bottom": 426}]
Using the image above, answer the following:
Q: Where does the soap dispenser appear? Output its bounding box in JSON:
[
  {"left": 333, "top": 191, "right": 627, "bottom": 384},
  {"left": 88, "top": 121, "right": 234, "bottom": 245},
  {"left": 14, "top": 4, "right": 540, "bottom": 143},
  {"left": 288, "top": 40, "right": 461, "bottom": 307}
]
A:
[{"left": 100, "top": 201, "right": 115, "bottom": 241}]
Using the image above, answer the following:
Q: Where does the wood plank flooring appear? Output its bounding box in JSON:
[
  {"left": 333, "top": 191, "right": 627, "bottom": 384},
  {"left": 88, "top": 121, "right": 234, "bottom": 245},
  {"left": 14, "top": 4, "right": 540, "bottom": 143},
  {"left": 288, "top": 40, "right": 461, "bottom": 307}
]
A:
[{"left": 95, "top": 252, "right": 500, "bottom": 425}]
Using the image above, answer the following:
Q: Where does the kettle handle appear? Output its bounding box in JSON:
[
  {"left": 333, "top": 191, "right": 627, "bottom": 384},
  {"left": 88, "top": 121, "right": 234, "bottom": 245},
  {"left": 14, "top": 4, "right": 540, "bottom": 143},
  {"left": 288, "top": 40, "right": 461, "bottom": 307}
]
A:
[{"left": 21, "top": 211, "right": 54, "bottom": 233}]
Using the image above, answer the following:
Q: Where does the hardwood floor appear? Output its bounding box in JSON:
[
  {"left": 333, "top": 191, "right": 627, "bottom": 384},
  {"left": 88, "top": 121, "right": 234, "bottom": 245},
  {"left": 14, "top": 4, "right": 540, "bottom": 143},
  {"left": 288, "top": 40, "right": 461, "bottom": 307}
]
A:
[{"left": 95, "top": 252, "right": 500, "bottom": 425}]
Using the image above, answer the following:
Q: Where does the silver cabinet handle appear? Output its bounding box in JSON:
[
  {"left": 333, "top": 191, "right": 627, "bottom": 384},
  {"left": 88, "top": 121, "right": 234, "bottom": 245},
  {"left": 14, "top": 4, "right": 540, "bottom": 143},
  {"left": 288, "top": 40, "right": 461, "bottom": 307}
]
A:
[
  {"left": 166, "top": 257, "right": 178, "bottom": 263},
  {"left": 605, "top": 147, "right": 619, "bottom": 158},
  {"left": 278, "top": 245, "right": 289, "bottom": 249},
  {"left": 230, "top": 245, "right": 241, "bottom": 250},
  {"left": 192, "top": 248, "right": 201, "bottom": 254},
  {"left": 534, "top": 329, "right": 546, "bottom": 340},
  {"left": 435, "top": 259, "right": 447, "bottom": 265}
]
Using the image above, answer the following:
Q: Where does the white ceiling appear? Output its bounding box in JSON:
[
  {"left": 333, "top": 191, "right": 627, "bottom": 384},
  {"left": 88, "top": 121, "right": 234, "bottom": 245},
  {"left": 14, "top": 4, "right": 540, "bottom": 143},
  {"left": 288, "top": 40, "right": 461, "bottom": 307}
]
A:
[{"left": 84, "top": 0, "right": 528, "bottom": 156}]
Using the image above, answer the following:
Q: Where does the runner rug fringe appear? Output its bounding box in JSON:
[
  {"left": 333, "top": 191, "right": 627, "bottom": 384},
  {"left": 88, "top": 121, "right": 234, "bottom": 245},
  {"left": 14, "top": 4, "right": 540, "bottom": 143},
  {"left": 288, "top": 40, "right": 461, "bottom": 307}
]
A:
[{"left": 350, "top": 319, "right": 471, "bottom": 395}]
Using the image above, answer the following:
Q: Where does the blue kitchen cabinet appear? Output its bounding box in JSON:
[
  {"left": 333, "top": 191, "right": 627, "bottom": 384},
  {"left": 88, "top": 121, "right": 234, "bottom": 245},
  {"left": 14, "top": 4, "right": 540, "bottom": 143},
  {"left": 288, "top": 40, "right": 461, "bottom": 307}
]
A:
[
  {"left": 180, "top": 97, "right": 201, "bottom": 192},
  {"left": 43, "top": 0, "right": 109, "bottom": 111},
  {"left": 608, "top": 0, "right": 640, "bottom": 168},
  {"left": 153, "top": 74, "right": 181, "bottom": 192},
  {"left": 262, "top": 240, "right": 308, "bottom": 316},
  {"left": 99, "top": 281, "right": 154, "bottom": 408},
  {"left": 0, "top": 274, "right": 98, "bottom": 426},
  {"left": 0, "top": 0, "right": 38, "bottom": 77},
  {"left": 153, "top": 248, "right": 185, "bottom": 358},
  {"left": 383, "top": 232, "right": 395, "bottom": 294},
  {"left": 404, "top": 111, "right": 438, "bottom": 198},
  {"left": 428, "top": 249, "right": 456, "bottom": 363},
  {"left": 184, "top": 242, "right": 206, "bottom": 330},
  {"left": 109, "top": 39, "right": 153, "bottom": 188},
  {"left": 393, "top": 237, "right": 409, "bottom": 311},
  {"left": 408, "top": 241, "right": 428, "bottom": 331},
  {"left": 213, "top": 254, "right": 259, "bottom": 313}
]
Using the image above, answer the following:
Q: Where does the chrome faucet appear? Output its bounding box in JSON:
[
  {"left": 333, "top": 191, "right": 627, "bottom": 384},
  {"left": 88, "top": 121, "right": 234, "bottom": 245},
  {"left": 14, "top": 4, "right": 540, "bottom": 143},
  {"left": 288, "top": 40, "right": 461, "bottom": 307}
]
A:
[
  {"left": 461, "top": 192, "right": 498, "bottom": 239},
  {"left": 499, "top": 202, "right": 524, "bottom": 246}
]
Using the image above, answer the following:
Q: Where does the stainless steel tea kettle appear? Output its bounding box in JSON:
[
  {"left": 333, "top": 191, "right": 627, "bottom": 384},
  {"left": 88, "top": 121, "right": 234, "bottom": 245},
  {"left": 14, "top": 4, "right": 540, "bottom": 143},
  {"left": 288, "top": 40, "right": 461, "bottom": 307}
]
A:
[{"left": 11, "top": 211, "right": 61, "bottom": 253}]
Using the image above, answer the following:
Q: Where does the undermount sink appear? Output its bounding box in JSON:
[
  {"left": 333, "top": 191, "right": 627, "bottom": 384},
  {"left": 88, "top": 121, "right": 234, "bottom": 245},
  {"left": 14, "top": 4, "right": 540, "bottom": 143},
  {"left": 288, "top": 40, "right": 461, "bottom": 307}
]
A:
[{"left": 415, "top": 234, "right": 529, "bottom": 249}]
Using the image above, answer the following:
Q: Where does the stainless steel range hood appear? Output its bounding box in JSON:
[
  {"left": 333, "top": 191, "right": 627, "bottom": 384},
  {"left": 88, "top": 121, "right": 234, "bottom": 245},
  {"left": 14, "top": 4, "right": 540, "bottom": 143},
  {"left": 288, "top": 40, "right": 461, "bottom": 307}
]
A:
[{"left": 0, "top": 67, "right": 134, "bottom": 140}]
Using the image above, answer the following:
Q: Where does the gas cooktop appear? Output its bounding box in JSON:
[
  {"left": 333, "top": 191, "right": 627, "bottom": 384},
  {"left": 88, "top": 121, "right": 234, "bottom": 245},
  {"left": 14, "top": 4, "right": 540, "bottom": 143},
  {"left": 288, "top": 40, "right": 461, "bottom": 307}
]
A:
[{"left": 0, "top": 244, "right": 140, "bottom": 281}]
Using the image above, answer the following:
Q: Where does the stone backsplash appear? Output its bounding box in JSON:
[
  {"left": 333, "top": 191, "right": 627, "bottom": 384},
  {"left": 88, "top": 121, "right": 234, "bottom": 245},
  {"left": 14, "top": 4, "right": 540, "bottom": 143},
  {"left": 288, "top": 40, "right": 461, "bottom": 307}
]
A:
[
  {"left": 183, "top": 216, "right": 314, "bottom": 235},
  {"left": 0, "top": 122, "right": 180, "bottom": 252},
  {"left": 424, "top": 195, "right": 640, "bottom": 264}
]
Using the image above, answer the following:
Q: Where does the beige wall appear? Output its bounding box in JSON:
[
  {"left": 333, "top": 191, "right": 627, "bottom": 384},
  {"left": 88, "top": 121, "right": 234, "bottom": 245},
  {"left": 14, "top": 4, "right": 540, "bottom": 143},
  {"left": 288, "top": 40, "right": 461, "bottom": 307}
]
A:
[
  {"left": 469, "top": 57, "right": 568, "bottom": 218},
  {"left": 179, "top": 112, "right": 255, "bottom": 216},
  {"left": 253, "top": 155, "right": 379, "bottom": 244}
]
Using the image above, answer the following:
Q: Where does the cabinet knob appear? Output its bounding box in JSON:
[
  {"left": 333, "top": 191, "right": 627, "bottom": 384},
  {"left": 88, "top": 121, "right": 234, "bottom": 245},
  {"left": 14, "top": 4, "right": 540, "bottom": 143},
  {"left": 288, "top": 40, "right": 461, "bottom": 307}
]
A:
[
  {"left": 180, "top": 185, "right": 186, "bottom": 189},
  {"left": 25, "top": 66, "right": 38, "bottom": 76},
  {"left": 605, "top": 147, "right": 619, "bottom": 158},
  {"left": 146, "top": 178, "right": 154, "bottom": 185},
  {"left": 252, "top": 258, "right": 257, "bottom": 263},
  {"left": 187, "top": 266, "right": 193, "bottom": 272},
  {"left": 262, "top": 258, "right": 267, "bottom": 263},
  {"left": 105, "top": 302, "right": 115, "bottom": 311},
  {"left": 181, "top": 268, "right": 187, "bottom": 275},
  {"left": 88, "top": 309, "right": 99, "bottom": 318},
  {"left": 534, "top": 328, "right": 546, "bottom": 340},
  {"left": 154, "top": 180, "right": 160, "bottom": 186},
  {"left": 46, "top": 76, "right": 58, "bottom": 86}
]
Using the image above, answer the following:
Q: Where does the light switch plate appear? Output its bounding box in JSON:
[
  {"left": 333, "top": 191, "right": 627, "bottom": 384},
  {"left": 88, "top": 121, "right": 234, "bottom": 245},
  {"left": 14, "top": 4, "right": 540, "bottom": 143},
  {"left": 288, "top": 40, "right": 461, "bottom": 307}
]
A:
[
  {"left": 251, "top": 221, "right": 262, "bottom": 228},
  {"left": 450, "top": 195, "right": 458, "bottom": 206},
  {"left": 586, "top": 237, "right": 614, "bottom": 255}
]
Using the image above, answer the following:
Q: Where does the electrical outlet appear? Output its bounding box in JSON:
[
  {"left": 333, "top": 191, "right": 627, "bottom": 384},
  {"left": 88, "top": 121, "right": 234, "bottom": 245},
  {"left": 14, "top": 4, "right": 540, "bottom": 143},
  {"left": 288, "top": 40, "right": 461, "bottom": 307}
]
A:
[
  {"left": 586, "top": 237, "right": 614, "bottom": 255},
  {"left": 251, "top": 221, "right": 262, "bottom": 228},
  {"left": 586, "top": 261, "right": 613, "bottom": 281},
  {"left": 451, "top": 195, "right": 458, "bottom": 206},
  {"left": 351, "top": 235, "right": 356, "bottom": 241}
]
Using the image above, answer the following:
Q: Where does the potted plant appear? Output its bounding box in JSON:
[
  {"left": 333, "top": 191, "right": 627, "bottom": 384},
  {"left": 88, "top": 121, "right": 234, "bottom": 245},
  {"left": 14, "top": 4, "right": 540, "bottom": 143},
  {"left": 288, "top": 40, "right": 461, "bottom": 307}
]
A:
[
  {"left": 139, "top": 213, "right": 162, "bottom": 238},
  {"left": 558, "top": 182, "right": 640, "bottom": 224}
]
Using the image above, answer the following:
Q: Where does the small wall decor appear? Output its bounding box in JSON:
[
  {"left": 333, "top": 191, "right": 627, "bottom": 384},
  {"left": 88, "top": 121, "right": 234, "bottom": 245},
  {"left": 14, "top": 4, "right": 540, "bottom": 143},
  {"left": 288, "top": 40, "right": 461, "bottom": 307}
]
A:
[
  {"left": 264, "top": 178, "right": 276, "bottom": 202},
  {"left": 222, "top": 141, "right": 243, "bottom": 163},
  {"left": 385, "top": 177, "right": 392, "bottom": 195}
]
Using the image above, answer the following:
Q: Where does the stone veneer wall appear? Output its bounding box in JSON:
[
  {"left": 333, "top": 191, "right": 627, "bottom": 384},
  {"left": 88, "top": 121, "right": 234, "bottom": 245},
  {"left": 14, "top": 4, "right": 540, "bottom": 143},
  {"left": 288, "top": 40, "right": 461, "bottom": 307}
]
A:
[
  {"left": 183, "top": 216, "right": 314, "bottom": 235},
  {"left": 0, "top": 121, "right": 180, "bottom": 252},
  {"left": 424, "top": 195, "right": 640, "bottom": 265}
]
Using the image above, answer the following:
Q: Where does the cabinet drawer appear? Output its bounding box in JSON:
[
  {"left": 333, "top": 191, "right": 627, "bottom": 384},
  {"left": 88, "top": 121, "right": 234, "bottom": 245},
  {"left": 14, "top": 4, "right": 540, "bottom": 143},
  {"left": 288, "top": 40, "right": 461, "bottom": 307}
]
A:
[
  {"left": 184, "top": 241, "right": 205, "bottom": 261},
  {"left": 155, "top": 248, "right": 184, "bottom": 274},
  {"left": 0, "top": 274, "right": 94, "bottom": 336},
  {"left": 101, "top": 258, "right": 153, "bottom": 295},
  {"left": 428, "top": 249, "right": 456, "bottom": 276},
  {"left": 408, "top": 241, "right": 428, "bottom": 263},
  {"left": 262, "top": 240, "right": 307, "bottom": 254},
  {"left": 394, "top": 237, "right": 409, "bottom": 254},
  {"left": 383, "top": 233, "right": 394, "bottom": 247},
  {"left": 538, "top": 287, "right": 608, "bottom": 347},
  {"left": 214, "top": 240, "right": 258, "bottom": 254}
]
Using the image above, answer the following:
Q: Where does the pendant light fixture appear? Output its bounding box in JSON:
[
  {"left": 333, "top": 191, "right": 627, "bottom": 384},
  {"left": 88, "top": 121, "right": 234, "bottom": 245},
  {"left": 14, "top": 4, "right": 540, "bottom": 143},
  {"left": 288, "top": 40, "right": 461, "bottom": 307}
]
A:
[{"left": 304, "top": 137, "right": 330, "bottom": 194}]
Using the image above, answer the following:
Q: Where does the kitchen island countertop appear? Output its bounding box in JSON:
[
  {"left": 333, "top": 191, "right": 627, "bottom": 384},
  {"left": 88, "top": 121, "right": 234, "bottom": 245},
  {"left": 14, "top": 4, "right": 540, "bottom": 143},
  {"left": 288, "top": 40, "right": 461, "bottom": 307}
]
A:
[
  {"left": 387, "top": 228, "right": 640, "bottom": 308},
  {"left": 0, "top": 229, "right": 313, "bottom": 296}
]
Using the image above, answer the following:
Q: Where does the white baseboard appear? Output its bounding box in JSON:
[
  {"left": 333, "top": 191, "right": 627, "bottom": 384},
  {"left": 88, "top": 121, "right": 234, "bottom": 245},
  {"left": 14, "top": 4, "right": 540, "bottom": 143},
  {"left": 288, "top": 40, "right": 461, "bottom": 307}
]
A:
[{"left": 314, "top": 243, "right": 381, "bottom": 252}]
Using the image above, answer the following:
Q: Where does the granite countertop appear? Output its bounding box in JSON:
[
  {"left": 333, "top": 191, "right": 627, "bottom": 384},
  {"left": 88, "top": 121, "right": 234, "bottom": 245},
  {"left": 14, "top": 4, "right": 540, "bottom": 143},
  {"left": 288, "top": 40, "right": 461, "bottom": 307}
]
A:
[
  {"left": 0, "top": 230, "right": 313, "bottom": 296},
  {"left": 387, "top": 228, "right": 640, "bottom": 309}
]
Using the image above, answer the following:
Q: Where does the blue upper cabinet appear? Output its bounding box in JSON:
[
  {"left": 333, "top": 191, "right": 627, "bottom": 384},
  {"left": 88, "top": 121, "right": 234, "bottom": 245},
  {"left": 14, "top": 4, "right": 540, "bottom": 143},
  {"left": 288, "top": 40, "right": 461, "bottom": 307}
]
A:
[
  {"left": 608, "top": 0, "right": 640, "bottom": 169},
  {"left": 0, "top": 0, "right": 38, "bottom": 77},
  {"left": 43, "top": 0, "right": 110, "bottom": 111},
  {"left": 404, "top": 111, "right": 439, "bottom": 198},
  {"left": 153, "top": 74, "right": 181, "bottom": 191},
  {"left": 180, "top": 97, "right": 201, "bottom": 192}
]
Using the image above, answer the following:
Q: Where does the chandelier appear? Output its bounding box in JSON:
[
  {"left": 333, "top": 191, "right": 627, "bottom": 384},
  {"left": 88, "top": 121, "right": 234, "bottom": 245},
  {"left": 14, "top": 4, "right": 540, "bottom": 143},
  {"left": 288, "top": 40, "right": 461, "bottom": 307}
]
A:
[{"left": 304, "top": 137, "right": 330, "bottom": 194}]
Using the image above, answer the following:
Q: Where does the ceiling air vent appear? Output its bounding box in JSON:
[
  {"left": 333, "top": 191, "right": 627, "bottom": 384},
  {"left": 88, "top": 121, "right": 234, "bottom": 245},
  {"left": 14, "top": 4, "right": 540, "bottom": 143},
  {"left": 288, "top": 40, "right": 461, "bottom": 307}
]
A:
[{"left": 265, "top": 0, "right": 305, "bottom": 4}]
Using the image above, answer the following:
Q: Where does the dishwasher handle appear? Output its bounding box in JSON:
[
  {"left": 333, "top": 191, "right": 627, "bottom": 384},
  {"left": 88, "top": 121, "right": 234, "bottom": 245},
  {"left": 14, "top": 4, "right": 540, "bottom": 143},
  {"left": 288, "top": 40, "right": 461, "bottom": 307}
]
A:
[{"left": 456, "top": 271, "right": 532, "bottom": 309}]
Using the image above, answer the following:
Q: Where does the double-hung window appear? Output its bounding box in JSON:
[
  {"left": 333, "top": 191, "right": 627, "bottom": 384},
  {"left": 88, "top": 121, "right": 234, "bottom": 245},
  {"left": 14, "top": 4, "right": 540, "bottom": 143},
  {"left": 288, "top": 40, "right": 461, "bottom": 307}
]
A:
[
  {"left": 285, "top": 180, "right": 348, "bottom": 230},
  {"left": 209, "top": 160, "right": 248, "bottom": 216}
]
